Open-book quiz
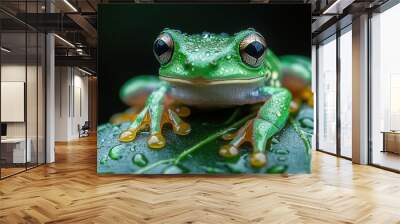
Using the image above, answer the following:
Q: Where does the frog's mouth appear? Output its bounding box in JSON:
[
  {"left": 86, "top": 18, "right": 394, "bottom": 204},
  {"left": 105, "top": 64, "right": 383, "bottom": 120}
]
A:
[
  {"left": 159, "top": 76, "right": 265, "bottom": 85},
  {"left": 160, "top": 75, "right": 267, "bottom": 107}
]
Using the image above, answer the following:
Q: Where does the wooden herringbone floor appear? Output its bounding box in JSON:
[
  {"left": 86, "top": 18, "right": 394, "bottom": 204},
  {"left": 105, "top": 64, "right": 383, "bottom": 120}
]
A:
[{"left": 1, "top": 135, "right": 400, "bottom": 224}]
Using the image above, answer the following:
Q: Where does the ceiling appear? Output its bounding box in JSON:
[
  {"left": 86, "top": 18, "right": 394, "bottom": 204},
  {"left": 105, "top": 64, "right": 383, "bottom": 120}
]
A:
[{"left": 0, "top": 0, "right": 391, "bottom": 72}]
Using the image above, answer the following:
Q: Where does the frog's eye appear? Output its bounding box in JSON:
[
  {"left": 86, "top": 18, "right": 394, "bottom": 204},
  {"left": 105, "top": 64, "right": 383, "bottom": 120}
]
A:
[
  {"left": 153, "top": 33, "right": 174, "bottom": 65},
  {"left": 239, "top": 33, "right": 266, "bottom": 67}
]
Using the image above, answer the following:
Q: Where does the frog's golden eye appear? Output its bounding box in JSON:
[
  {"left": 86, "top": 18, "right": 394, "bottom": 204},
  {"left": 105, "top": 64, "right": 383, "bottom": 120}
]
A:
[
  {"left": 239, "top": 33, "right": 266, "bottom": 67},
  {"left": 153, "top": 33, "right": 174, "bottom": 65}
]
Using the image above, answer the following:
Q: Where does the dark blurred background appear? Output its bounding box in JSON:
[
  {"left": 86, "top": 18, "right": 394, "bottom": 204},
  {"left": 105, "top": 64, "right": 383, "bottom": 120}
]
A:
[{"left": 98, "top": 4, "right": 311, "bottom": 124}]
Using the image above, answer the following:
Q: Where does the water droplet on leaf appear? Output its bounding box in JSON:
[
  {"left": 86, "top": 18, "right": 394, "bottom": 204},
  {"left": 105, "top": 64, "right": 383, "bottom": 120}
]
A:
[
  {"left": 276, "top": 149, "right": 289, "bottom": 155},
  {"left": 266, "top": 165, "right": 288, "bottom": 174},
  {"left": 272, "top": 138, "right": 280, "bottom": 144},
  {"left": 108, "top": 144, "right": 124, "bottom": 160},
  {"left": 163, "top": 165, "right": 188, "bottom": 174},
  {"left": 100, "top": 155, "right": 108, "bottom": 165},
  {"left": 132, "top": 153, "right": 148, "bottom": 167},
  {"left": 277, "top": 156, "right": 287, "bottom": 162},
  {"left": 300, "top": 118, "right": 314, "bottom": 129},
  {"left": 201, "top": 166, "right": 225, "bottom": 174}
]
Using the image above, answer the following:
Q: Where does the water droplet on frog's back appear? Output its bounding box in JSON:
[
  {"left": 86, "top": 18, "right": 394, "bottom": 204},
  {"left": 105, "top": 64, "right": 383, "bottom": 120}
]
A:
[{"left": 220, "top": 32, "right": 229, "bottom": 37}]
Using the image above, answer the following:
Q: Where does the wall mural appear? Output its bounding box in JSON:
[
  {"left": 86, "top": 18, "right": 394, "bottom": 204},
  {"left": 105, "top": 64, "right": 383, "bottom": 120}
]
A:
[{"left": 97, "top": 4, "right": 313, "bottom": 174}]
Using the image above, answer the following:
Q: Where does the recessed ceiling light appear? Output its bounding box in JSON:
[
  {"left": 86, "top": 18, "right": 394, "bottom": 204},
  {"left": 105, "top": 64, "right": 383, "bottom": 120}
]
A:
[
  {"left": 78, "top": 67, "right": 93, "bottom": 76},
  {"left": 322, "top": 0, "right": 353, "bottom": 15},
  {"left": 1, "top": 47, "right": 11, "bottom": 53},
  {"left": 54, "top": 34, "right": 75, "bottom": 48},
  {"left": 63, "top": 0, "right": 78, "bottom": 12}
]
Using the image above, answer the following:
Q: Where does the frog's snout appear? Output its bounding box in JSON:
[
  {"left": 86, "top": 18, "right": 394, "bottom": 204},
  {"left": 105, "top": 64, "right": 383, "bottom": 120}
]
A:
[{"left": 184, "top": 59, "right": 218, "bottom": 76}]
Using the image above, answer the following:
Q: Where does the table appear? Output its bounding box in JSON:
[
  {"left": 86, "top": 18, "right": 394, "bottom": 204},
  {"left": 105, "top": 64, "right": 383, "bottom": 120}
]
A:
[
  {"left": 381, "top": 131, "right": 400, "bottom": 154},
  {"left": 1, "top": 138, "right": 31, "bottom": 163}
]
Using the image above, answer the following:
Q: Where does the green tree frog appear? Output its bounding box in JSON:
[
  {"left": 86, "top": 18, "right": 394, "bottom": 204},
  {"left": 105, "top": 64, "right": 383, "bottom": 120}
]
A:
[{"left": 117, "top": 28, "right": 311, "bottom": 168}]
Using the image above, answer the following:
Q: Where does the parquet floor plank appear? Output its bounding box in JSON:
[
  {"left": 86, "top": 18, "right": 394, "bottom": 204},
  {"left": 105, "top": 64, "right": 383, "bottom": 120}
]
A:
[{"left": 0, "top": 135, "right": 400, "bottom": 223}]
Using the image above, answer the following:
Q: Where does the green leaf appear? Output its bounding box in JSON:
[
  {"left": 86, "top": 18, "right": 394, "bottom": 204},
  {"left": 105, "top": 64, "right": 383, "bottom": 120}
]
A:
[{"left": 97, "top": 106, "right": 313, "bottom": 174}]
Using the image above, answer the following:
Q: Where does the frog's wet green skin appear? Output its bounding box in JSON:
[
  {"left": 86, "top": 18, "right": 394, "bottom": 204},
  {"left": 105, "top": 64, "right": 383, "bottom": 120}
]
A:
[{"left": 118, "top": 28, "right": 311, "bottom": 168}]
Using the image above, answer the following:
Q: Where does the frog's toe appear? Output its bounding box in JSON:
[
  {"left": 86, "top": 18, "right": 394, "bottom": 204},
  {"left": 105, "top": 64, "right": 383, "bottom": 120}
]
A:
[
  {"left": 167, "top": 108, "right": 191, "bottom": 136},
  {"left": 219, "top": 120, "right": 253, "bottom": 158},
  {"left": 172, "top": 121, "right": 191, "bottom": 135},
  {"left": 249, "top": 152, "right": 267, "bottom": 168},
  {"left": 119, "top": 129, "right": 138, "bottom": 142},
  {"left": 219, "top": 144, "right": 239, "bottom": 158},
  {"left": 145, "top": 108, "right": 190, "bottom": 149},
  {"left": 219, "top": 118, "right": 272, "bottom": 168},
  {"left": 110, "top": 112, "right": 137, "bottom": 125},
  {"left": 294, "top": 87, "right": 314, "bottom": 109},
  {"left": 289, "top": 98, "right": 302, "bottom": 114},
  {"left": 307, "top": 98, "right": 314, "bottom": 107},
  {"left": 147, "top": 132, "right": 166, "bottom": 149},
  {"left": 119, "top": 106, "right": 191, "bottom": 149},
  {"left": 118, "top": 86, "right": 192, "bottom": 149},
  {"left": 173, "top": 105, "right": 191, "bottom": 118}
]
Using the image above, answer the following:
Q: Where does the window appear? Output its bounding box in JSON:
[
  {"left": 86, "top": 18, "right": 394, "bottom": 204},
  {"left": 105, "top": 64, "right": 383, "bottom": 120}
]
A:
[
  {"left": 317, "top": 36, "right": 337, "bottom": 154},
  {"left": 0, "top": 2, "right": 46, "bottom": 179},
  {"left": 339, "top": 28, "right": 352, "bottom": 158},
  {"left": 370, "top": 3, "right": 400, "bottom": 171}
]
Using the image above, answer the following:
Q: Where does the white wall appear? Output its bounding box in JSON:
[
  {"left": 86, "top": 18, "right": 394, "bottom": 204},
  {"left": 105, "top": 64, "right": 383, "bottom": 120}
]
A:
[
  {"left": 72, "top": 72, "right": 89, "bottom": 138},
  {"left": 1, "top": 65, "right": 26, "bottom": 141},
  {"left": 1, "top": 64, "right": 40, "bottom": 138},
  {"left": 54, "top": 67, "right": 89, "bottom": 141},
  {"left": 55, "top": 66, "right": 69, "bottom": 141}
]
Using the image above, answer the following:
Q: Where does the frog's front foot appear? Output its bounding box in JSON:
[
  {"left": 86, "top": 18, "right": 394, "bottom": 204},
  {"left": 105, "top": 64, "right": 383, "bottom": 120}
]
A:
[
  {"left": 220, "top": 87, "right": 291, "bottom": 168},
  {"left": 119, "top": 86, "right": 191, "bottom": 149},
  {"left": 219, "top": 119, "right": 269, "bottom": 168},
  {"left": 290, "top": 87, "right": 314, "bottom": 114}
]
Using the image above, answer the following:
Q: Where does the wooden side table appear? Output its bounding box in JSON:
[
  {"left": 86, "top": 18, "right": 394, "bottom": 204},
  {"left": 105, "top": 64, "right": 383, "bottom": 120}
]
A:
[{"left": 381, "top": 131, "right": 400, "bottom": 154}]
